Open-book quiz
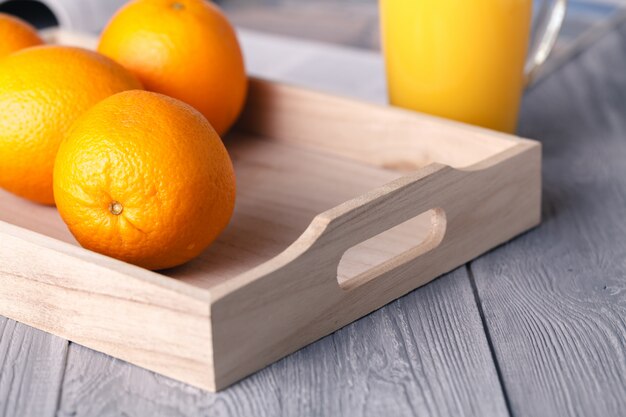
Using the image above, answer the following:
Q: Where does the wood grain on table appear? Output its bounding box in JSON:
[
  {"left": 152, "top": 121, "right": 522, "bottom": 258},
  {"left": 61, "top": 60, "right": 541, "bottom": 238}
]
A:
[
  {"left": 0, "top": 321, "right": 66, "bottom": 417},
  {"left": 470, "top": 20, "right": 626, "bottom": 417},
  {"left": 2, "top": 10, "right": 626, "bottom": 417}
]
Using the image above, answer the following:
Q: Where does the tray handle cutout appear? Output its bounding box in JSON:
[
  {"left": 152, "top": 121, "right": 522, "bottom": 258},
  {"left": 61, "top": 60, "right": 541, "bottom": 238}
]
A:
[{"left": 337, "top": 208, "right": 446, "bottom": 290}]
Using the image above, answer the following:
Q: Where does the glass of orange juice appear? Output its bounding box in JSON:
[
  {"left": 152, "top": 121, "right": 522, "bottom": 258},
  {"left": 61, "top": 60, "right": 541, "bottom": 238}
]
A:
[{"left": 380, "top": 0, "right": 567, "bottom": 132}]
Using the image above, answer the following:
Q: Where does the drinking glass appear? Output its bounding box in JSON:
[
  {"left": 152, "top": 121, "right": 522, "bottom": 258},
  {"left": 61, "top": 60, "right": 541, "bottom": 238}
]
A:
[{"left": 380, "top": 0, "right": 567, "bottom": 132}]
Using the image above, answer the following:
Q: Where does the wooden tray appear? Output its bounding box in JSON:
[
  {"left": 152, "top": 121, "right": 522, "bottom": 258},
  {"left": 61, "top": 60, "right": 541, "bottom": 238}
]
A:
[{"left": 0, "top": 30, "right": 541, "bottom": 391}]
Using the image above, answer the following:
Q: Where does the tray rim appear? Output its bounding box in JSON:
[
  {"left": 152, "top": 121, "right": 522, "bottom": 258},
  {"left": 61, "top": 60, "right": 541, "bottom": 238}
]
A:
[{"left": 0, "top": 76, "right": 539, "bottom": 301}]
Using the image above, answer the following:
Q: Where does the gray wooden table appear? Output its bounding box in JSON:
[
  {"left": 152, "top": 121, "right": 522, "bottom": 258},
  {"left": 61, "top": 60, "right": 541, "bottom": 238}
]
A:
[{"left": 2, "top": 15, "right": 626, "bottom": 417}]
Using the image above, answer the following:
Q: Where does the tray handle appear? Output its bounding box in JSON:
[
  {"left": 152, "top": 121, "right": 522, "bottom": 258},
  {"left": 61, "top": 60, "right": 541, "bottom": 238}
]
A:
[
  {"left": 336, "top": 207, "right": 446, "bottom": 290},
  {"left": 311, "top": 162, "right": 454, "bottom": 291}
]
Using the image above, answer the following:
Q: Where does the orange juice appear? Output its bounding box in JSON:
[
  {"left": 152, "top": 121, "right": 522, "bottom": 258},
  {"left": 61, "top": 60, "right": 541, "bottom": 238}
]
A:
[{"left": 380, "top": 0, "right": 533, "bottom": 132}]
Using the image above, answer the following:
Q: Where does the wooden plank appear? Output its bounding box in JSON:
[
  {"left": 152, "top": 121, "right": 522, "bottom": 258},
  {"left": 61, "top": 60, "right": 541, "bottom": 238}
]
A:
[
  {"left": 57, "top": 268, "right": 510, "bottom": 417},
  {"left": 471, "top": 18, "right": 626, "bottom": 417},
  {"left": 0, "top": 317, "right": 67, "bottom": 417},
  {"left": 237, "top": 79, "right": 523, "bottom": 170}
]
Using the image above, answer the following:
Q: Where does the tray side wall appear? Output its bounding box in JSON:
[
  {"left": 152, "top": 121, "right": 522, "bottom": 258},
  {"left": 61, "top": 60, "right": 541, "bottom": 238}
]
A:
[
  {"left": 0, "top": 226, "right": 216, "bottom": 391},
  {"left": 238, "top": 79, "right": 525, "bottom": 170},
  {"left": 210, "top": 142, "right": 541, "bottom": 390}
]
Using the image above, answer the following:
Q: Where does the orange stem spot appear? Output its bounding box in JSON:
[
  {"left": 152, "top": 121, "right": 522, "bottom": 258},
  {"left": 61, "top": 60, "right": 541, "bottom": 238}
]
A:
[{"left": 109, "top": 201, "right": 124, "bottom": 216}]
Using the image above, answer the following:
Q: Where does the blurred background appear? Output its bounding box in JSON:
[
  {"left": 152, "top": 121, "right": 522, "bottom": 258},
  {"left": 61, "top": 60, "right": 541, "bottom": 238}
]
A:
[
  {"left": 0, "top": 0, "right": 625, "bottom": 56},
  {"left": 222, "top": 0, "right": 626, "bottom": 54}
]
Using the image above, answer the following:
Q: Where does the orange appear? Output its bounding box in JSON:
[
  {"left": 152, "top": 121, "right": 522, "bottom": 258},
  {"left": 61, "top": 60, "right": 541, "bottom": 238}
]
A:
[
  {"left": 0, "top": 13, "right": 43, "bottom": 58},
  {"left": 98, "top": 0, "right": 248, "bottom": 135},
  {"left": 0, "top": 46, "right": 142, "bottom": 205},
  {"left": 53, "top": 90, "right": 236, "bottom": 270}
]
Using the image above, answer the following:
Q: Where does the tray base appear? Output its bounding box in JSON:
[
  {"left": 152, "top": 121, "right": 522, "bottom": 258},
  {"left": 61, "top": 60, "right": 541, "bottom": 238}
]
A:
[{"left": 0, "top": 131, "right": 436, "bottom": 290}]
